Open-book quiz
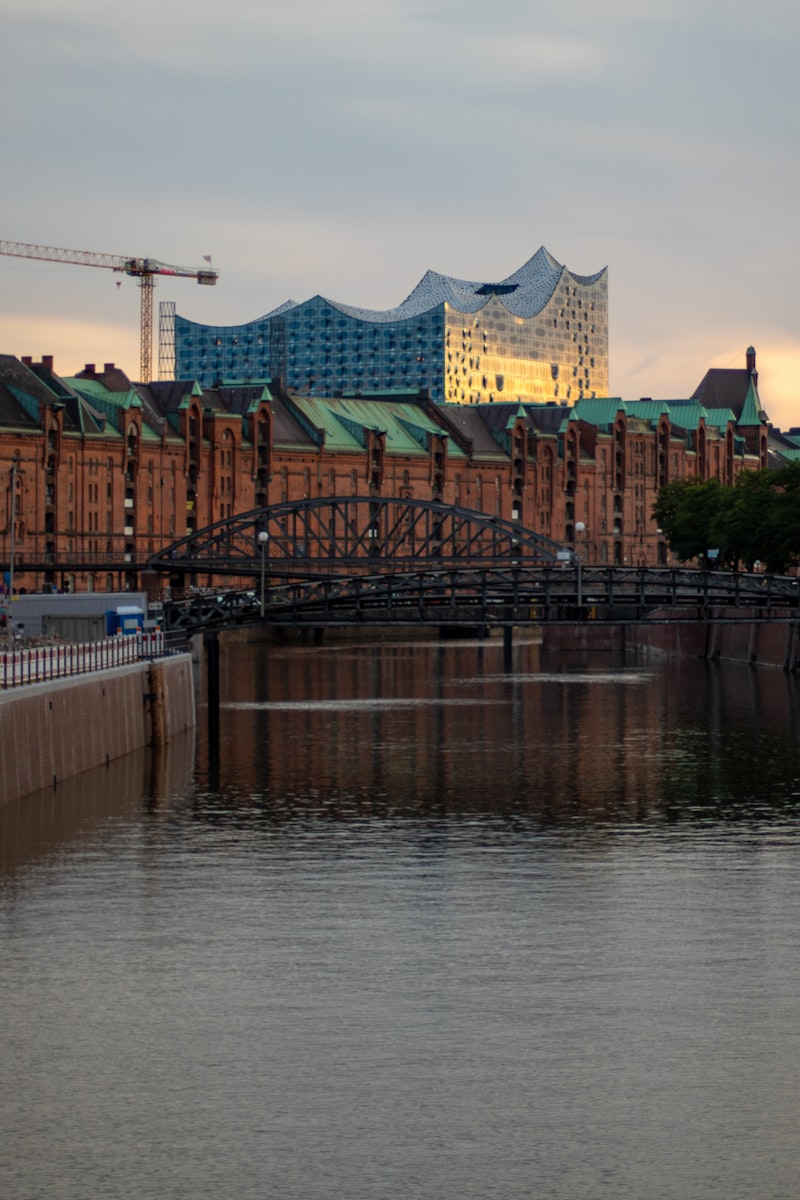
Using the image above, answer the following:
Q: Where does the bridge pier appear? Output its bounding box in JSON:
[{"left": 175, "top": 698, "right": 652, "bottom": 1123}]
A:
[
  {"left": 503, "top": 625, "right": 513, "bottom": 672},
  {"left": 298, "top": 627, "right": 326, "bottom": 645},
  {"left": 205, "top": 629, "right": 220, "bottom": 724}
]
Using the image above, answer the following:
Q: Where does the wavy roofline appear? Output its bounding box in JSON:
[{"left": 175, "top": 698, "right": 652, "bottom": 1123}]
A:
[
  {"left": 175, "top": 248, "right": 606, "bottom": 332},
  {"left": 325, "top": 247, "right": 606, "bottom": 323}
]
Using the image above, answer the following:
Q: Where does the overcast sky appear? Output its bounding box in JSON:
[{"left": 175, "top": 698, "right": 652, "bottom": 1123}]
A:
[{"left": 2, "top": 0, "right": 799, "bottom": 425}]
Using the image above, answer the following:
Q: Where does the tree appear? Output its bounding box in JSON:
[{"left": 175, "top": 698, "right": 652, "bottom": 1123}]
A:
[
  {"left": 763, "top": 463, "right": 800, "bottom": 573},
  {"left": 715, "top": 471, "right": 775, "bottom": 571},
  {"left": 655, "top": 464, "right": 800, "bottom": 573},
  {"left": 652, "top": 478, "right": 726, "bottom": 564}
]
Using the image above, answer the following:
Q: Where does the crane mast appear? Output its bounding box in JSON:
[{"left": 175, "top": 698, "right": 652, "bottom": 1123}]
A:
[{"left": 0, "top": 240, "right": 218, "bottom": 382}]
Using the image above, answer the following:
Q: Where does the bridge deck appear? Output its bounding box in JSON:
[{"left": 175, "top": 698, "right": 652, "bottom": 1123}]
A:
[{"left": 162, "top": 565, "right": 800, "bottom": 635}]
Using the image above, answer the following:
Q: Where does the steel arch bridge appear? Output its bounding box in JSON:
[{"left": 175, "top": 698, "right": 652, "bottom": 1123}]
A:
[{"left": 148, "top": 496, "right": 566, "bottom": 580}]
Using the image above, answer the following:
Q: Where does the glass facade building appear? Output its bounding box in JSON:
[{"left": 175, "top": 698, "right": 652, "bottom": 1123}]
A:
[{"left": 170, "top": 247, "right": 608, "bottom": 405}]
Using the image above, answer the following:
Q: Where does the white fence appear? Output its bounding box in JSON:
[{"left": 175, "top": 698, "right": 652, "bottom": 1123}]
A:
[{"left": 1, "top": 631, "right": 169, "bottom": 690}]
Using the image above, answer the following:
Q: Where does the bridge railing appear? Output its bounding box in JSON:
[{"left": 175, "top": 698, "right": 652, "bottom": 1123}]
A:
[
  {"left": 158, "top": 565, "right": 800, "bottom": 634},
  {"left": 0, "top": 631, "right": 176, "bottom": 691}
]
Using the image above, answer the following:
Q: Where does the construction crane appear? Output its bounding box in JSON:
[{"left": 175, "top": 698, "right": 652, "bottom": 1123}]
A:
[{"left": 0, "top": 240, "right": 218, "bottom": 383}]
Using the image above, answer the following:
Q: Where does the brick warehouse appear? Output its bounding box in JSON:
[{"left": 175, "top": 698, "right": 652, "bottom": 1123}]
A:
[{"left": 0, "top": 347, "right": 794, "bottom": 598}]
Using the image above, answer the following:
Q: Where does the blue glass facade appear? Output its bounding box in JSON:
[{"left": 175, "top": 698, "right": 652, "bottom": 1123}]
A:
[
  {"left": 175, "top": 297, "right": 446, "bottom": 399},
  {"left": 172, "top": 248, "right": 608, "bottom": 404}
]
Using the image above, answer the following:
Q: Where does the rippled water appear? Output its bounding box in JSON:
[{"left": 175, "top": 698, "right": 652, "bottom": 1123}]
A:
[{"left": 3, "top": 636, "right": 800, "bottom": 1199}]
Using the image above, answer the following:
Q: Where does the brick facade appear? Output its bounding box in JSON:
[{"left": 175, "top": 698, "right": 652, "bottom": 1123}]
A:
[{"left": 0, "top": 350, "right": 774, "bottom": 598}]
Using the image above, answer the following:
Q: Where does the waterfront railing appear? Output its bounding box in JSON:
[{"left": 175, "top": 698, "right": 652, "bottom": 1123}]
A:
[{"left": 0, "top": 631, "right": 176, "bottom": 691}]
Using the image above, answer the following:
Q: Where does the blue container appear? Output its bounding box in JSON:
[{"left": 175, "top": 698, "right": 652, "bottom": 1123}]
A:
[{"left": 106, "top": 606, "right": 145, "bottom": 635}]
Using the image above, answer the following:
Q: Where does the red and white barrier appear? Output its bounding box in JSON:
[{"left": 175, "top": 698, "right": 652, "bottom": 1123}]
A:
[{"left": 1, "top": 630, "right": 168, "bottom": 690}]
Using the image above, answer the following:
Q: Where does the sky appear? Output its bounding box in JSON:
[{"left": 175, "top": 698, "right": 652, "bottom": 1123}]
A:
[{"left": 2, "top": 0, "right": 799, "bottom": 426}]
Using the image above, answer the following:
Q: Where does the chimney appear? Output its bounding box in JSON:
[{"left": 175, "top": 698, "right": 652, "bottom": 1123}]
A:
[
  {"left": 84, "top": 363, "right": 96, "bottom": 374},
  {"left": 21, "top": 356, "right": 32, "bottom": 366},
  {"left": 746, "top": 346, "right": 758, "bottom": 384},
  {"left": 104, "top": 363, "right": 115, "bottom": 373},
  {"left": 41, "top": 355, "right": 53, "bottom": 371}
]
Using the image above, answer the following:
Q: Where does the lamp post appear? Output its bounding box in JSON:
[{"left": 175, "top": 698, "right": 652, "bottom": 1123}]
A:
[
  {"left": 574, "top": 521, "right": 586, "bottom": 610},
  {"left": 5, "top": 455, "right": 22, "bottom": 635},
  {"left": 258, "top": 530, "right": 269, "bottom": 617}
]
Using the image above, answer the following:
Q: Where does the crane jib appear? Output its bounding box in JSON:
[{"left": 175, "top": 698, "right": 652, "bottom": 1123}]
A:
[
  {"left": 1, "top": 239, "right": 218, "bottom": 379},
  {"left": 121, "top": 259, "right": 217, "bottom": 282}
]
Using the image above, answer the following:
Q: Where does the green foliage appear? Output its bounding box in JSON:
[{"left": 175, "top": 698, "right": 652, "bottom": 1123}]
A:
[
  {"left": 654, "top": 465, "right": 800, "bottom": 573},
  {"left": 653, "top": 478, "right": 726, "bottom": 564}
]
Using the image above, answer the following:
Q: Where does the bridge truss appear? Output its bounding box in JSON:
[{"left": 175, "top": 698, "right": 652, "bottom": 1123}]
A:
[
  {"left": 149, "top": 496, "right": 566, "bottom": 581},
  {"left": 148, "top": 496, "right": 800, "bottom": 637}
]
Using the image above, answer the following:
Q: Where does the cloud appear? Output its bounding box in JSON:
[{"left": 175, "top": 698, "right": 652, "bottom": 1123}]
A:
[
  {"left": 2, "top": 0, "right": 799, "bottom": 423},
  {"left": 0, "top": 311, "right": 139, "bottom": 377}
]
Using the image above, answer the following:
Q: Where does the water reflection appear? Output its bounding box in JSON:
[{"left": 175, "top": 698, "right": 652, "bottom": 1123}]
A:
[
  {"left": 0, "top": 728, "right": 196, "bottom": 880},
  {"left": 192, "top": 635, "right": 800, "bottom": 829},
  {"left": 4, "top": 638, "right": 800, "bottom": 1200},
  {"left": 5, "top": 635, "right": 800, "bottom": 874}
]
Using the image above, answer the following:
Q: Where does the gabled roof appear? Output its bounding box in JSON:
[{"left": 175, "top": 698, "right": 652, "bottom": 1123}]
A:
[
  {"left": 0, "top": 354, "right": 56, "bottom": 427},
  {"left": 288, "top": 394, "right": 468, "bottom": 458},
  {"left": 703, "top": 407, "right": 737, "bottom": 431},
  {"left": 524, "top": 404, "right": 570, "bottom": 436},
  {"left": 0, "top": 356, "right": 117, "bottom": 435},
  {"left": 24, "top": 360, "right": 94, "bottom": 432},
  {"left": 135, "top": 379, "right": 194, "bottom": 415},
  {"left": 433, "top": 404, "right": 509, "bottom": 458},
  {"left": 624, "top": 399, "right": 672, "bottom": 422},
  {"left": 665, "top": 401, "right": 709, "bottom": 432},
  {"left": 66, "top": 374, "right": 177, "bottom": 442},
  {"left": 768, "top": 427, "right": 800, "bottom": 468},
  {"left": 570, "top": 396, "right": 627, "bottom": 429},
  {"left": 693, "top": 352, "right": 767, "bottom": 423},
  {"left": 216, "top": 384, "right": 273, "bottom": 416},
  {"left": 265, "top": 383, "right": 323, "bottom": 449},
  {"left": 693, "top": 367, "right": 748, "bottom": 411}
]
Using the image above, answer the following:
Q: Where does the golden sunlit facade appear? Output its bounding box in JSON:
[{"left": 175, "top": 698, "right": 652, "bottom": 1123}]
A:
[{"left": 444, "top": 267, "right": 608, "bottom": 404}]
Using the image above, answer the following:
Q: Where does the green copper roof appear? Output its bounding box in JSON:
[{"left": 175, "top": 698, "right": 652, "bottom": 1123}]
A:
[
  {"left": 569, "top": 396, "right": 627, "bottom": 428},
  {"left": 290, "top": 396, "right": 467, "bottom": 458},
  {"left": 247, "top": 385, "right": 273, "bottom": 413},
  {"left": 65, "top": 376, "right": 164, "bottom": 441},
  {"left": 66, "top": 376, "right": 142, "bottom": 410},
  {"left": 666, "top": 402, "right": 708, "bottom": 431},
  {"left": 624, "top": 399, "right": 672, "bottom": 421},
  {"left": 505, "top": 402, "right": 530, "bottom": 431},
  {"left": 738, "top": 376, "right": 766, "bottom": 427},
  {"left": 8, "top": 385, "right": 41, "bottom": 424},
  {"left": 703, "top": 407, "right": 736, "bottom": 431}
]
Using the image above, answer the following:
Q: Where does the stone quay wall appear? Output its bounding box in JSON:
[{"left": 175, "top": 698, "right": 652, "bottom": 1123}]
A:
[
  {"left": 0, "top": 654, "right": 195, "bottom": 806},
  {"left": 543, "top": 608, "right": 800, "bottom": 671}
]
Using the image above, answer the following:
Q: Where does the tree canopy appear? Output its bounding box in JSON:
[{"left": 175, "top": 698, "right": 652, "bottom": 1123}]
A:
[{"left": 653, "top": 464, "right": 800, "bottom": 573}]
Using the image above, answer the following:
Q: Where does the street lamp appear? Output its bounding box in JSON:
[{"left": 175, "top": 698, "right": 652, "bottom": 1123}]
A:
[
  {"left": 5, "top": 455, "right": 23, "bottom": 636},
  {"left": 574, "top": 521, "right": 586, "bottom": 609},
  {"left": 258, "top": 530, "right": 269, "bottom": 617}
]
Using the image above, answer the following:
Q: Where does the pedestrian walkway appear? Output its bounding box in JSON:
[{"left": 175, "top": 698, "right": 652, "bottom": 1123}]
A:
[{"left": 1, "top": 631, "right": 169, "bottom": 690}]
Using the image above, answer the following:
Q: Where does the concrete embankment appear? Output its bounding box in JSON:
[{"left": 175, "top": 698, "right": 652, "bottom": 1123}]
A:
[
  {"left": 0, "top": 654, "right": 195, "bottom": 806},
  {"left": 543, "top": 608, "right": 800, "bottom": 670}
]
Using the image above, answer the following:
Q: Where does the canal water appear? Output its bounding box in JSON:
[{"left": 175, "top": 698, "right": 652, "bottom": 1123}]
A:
[{"left": 3, "top": 634, "right": 800, "bottom": 1200}]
